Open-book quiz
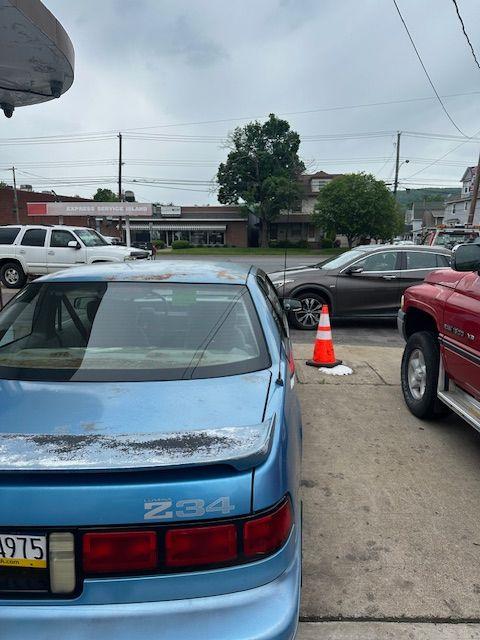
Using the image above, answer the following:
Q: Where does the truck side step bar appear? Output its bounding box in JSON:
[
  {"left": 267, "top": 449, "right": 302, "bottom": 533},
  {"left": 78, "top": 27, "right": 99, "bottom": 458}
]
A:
[{"left": 437, "top": 358, "right": 480, "bottom": 432}]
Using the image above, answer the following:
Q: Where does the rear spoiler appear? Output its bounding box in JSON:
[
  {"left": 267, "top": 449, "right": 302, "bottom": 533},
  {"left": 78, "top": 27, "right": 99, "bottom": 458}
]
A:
[{"left": 0, "top": 418, "right": 275, "bottom": 473}]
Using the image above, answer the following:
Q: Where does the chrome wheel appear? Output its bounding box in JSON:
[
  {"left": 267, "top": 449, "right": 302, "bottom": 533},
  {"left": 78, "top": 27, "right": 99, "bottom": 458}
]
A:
[
  {"left": 407, "top": 348, "right": 427, "bottom": 400},
  {"left": 294, "top": 297, "right": 322, "bottom": 328},
  {"left": 4, "top": 267, "right": 20, "bottom": 286}
]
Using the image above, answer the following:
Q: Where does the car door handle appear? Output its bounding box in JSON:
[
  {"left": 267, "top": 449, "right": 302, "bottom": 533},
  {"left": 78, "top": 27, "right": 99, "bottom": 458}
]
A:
[
  {"left": 382, "top": 275, "right": 397, "bottom": 280},
  {"left": 19, "top": 249, "right": 26, "bottom": 254},
  {"left": 48, "top": 251, "right": 55, "bottom": 255}
]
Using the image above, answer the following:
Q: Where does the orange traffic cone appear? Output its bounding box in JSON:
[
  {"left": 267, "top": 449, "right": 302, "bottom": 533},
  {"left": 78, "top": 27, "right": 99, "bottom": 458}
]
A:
[{"left": 306, "top": 305, "right": 342, "bottom": 368}]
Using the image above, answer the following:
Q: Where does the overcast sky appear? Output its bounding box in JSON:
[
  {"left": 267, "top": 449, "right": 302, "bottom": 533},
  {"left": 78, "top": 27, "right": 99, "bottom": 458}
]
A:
[{"left": 2, "top": 0, "right": 480, "bottom": 203}]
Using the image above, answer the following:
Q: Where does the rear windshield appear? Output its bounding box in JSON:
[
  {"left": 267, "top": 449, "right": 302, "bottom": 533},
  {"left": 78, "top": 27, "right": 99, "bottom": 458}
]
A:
[
  {"left": 0, "top": 282, "right": 269, "bottom": 382},
  {"left": 0, "top": 227, "right": 20, "bottom": 245}
]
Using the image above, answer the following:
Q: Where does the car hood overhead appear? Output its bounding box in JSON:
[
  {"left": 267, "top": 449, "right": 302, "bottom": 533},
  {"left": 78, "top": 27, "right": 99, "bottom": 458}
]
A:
[{"left": 0, "top": 371, "right": 272, "bottom": 472}]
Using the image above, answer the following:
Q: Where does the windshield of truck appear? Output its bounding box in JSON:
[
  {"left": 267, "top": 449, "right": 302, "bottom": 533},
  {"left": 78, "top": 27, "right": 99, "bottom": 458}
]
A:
[
  {"left": 434, "top": 232, "right": 478, "bottom": 247},
  {"left": 0, "top": 282, "right": 269, "bottom": 382},
  {"left": 74, "top": 229, "right": 108, "bottom": 247}
]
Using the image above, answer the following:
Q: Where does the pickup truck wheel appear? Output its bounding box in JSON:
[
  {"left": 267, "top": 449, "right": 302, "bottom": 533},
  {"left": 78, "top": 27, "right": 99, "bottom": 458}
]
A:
[
  {"left": 401, "top": 331, "right": 448, "bottom": 419},
  {"left": 0, "top": 262, "right": 26, "bottom": 289}
]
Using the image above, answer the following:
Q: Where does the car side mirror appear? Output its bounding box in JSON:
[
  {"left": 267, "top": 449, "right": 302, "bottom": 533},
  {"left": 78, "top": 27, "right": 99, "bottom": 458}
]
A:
[
  {"left": 452, "top": 243, "right": 480, "bottom": 272},
  {"left": 68, "top": 240, "right": 81, "bottom": 250},
  {"left": 346, "top": 266, "right": 363, "bottom": 275},
  {"left": 282, "top": 298, "right": 302, "bottom": 312}
]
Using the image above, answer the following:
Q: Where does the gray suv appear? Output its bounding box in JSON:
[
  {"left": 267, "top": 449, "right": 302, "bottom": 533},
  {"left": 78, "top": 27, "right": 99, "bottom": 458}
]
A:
[{"left": 269, "top": 244, "right": 451, "bottom": 329}]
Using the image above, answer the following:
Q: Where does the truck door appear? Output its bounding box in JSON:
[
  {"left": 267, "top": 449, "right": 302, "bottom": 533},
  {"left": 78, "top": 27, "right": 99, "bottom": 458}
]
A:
[
  {"left": 47, "top": 229, "right": 87, "bottom": 273},
  {"left": 442, "top": 272, "right": 480, "bottom": 399},
  {"left": 16, "top": 228, "right": 48, "bottom": 275}
]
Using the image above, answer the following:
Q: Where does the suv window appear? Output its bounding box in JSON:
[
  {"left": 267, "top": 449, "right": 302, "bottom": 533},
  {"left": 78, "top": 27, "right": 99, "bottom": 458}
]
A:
[
  {"left": 50, "top": 230, "right": 76, "bottom": 248},
  {"left": 0, "top": 227, "right": 20, "bottom": 245},
  {"left": 436, "top": 254, "right": 451, "bottom": 268},
  {"left": 405, "top": 251, "right": 439, "bottom": 270},
  {"left": 21, "top": 229, "right": 46, "bottom": 247},
  {"left": 356, "top": 251, "right": 398, "bottom": 272}
]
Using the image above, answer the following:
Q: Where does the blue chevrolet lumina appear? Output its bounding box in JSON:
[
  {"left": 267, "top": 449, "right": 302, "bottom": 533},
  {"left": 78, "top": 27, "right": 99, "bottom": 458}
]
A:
[{"left": 0, "top": 260, "right": 302, "bottom": 640}]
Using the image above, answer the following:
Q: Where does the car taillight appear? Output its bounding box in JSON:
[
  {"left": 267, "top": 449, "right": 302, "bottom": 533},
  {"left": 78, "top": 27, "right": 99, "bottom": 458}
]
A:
[
  {"left": 288, "top": 350, "right": 295, "bottom": 377},
  {"left": 83, "top": 531, "right": 158, "bottom": 574},
  {"left": 243, "top": 498, "right": 293, "bottom": 558},
  {"left": 165, "top": 524, "right": 237, "bottom": 568}
]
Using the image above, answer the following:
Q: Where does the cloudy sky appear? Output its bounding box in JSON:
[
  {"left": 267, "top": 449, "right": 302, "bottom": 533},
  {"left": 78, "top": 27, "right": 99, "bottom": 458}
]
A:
[{"left": 2, "top": 0, "right": 480, "bottom": 203}]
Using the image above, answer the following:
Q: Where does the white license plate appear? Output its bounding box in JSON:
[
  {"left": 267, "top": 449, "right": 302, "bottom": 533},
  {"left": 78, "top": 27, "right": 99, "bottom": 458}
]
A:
[{"left": 0, "top": 534, "right": 47, "bottom": 569}]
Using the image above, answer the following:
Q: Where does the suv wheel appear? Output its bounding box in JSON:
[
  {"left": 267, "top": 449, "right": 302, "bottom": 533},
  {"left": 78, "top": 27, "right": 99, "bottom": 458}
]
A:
[
  {"left": 401, "top": 331, "right": 448, "bottom": 419},
  {"left": 0, "top": 262, "right": 26, "bottom": 289},
  {"left": 290, "top": 292, "right": 328, "bottom": 330}
]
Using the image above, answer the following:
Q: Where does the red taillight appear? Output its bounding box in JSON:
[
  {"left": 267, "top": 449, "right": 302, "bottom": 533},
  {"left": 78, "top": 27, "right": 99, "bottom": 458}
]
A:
[
  {"left": 83, "top": 531, "right": 158, "bottom": 574},
  {"left": 243, "top": 499, "right": 293, "bottom": 558},
  {"left": 288, "top": 350, "right": 295, "bottom": 377},
  {"left": 165, "top": 524, "right": 237, "bottom": 568}
]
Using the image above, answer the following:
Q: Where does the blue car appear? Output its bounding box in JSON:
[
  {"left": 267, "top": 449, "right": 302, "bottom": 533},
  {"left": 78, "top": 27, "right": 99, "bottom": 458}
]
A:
[{"left": 0, "top": 261, "right": 302, "bottom": 640}]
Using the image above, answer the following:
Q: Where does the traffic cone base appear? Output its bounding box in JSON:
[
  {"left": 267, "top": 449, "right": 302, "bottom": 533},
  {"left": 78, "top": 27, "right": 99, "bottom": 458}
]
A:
[
  {"left": 306, "top": 357, "right": 342, "bottom": 369},
  {"left": 305, "top": 304, "right": 342, "bottom": 368}
]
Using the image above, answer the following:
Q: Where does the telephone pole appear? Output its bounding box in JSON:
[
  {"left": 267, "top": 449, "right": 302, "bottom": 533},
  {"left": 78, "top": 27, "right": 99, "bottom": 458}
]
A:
[
  {"left": 393, "top": 131, "right": 401, "bottom": 199},
  {"left": 467, "top": 149, "right": 480, "bottom": 225},
  {"left": 11, "top": 166, "right": 19, "bottom": 224},
  {"left": 117, "top": 132, "right": 123, "bottom": 202}
]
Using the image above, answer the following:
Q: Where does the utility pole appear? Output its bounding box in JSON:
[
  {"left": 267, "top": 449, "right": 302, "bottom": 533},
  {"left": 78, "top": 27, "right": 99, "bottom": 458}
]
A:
[
  {"left": 117, "top": 132, "right": 123, "bottom": 201},
  {"left": 467, "top": 149, "right": 480, "bottom": 225},
  {"left": 393, "top": 131, "right": 401, "bottom": 199},
  {"left": 11, "top": 166, "right": 19, "bottom": 224}
]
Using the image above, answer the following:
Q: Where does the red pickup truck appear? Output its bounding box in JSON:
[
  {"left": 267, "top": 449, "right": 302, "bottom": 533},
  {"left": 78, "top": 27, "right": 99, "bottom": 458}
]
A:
[{"left": 398, "top": 243, "right": 480, "bottom": 426}]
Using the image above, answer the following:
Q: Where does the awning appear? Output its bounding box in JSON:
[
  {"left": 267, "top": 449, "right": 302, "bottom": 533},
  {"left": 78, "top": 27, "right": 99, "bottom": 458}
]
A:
[{"left": 123, "top": 224, "right": 227, "bottom": 231}]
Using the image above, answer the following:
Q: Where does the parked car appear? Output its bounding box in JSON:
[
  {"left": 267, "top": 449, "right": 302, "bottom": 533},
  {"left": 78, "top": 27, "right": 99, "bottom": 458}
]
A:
[
  {"left": 399, "top": 242, "right": 480, "bottom": 427},
  {"left": 269, "top": 244, "right": 451, "bottom": 329},
  {"left": 101, "top": 234, "right": 124, "bottom": 245},
  {"left": 0, "top": 260, "right": 302, "bottom": 640},
  {"left": 0, "top": 225, "right": 149, "bottom": 288}
]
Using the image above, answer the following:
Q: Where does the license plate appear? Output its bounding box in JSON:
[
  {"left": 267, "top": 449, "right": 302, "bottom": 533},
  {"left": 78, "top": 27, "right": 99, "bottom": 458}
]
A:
[{"left": 0, "top": 534, "right": 47, "bottom": 569}]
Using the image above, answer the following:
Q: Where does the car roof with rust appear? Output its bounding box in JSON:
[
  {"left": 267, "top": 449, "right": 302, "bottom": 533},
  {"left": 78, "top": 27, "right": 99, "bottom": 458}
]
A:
[{"left": 36, "top": 260, "right": 253, "bottom": 285}]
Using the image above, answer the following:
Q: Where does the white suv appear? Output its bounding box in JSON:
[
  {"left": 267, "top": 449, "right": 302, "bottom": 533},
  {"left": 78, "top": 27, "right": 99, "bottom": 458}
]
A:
[{"left": 0, "top": 225, "right": 149, "bottom": 288}]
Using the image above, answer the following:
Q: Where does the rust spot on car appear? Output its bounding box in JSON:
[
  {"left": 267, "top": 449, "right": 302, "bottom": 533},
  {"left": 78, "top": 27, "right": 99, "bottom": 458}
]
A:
[{"left": 216, "top": 270, "right": 237, "bottom": 281}]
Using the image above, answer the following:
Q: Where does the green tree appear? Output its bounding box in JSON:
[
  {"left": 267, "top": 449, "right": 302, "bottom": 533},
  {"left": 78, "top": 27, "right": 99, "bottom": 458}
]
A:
[
  {"left": 93, "top": 188, "right": 119, "bottom": 202},
  {"left": 312, "top": 173, "right": 401, "bottom": 248},
  {"left": 217, "top": 114, "right": 305, "bottom": 247},
  {"left": 0, "top": 181, "right": 7, "bottom": 188}
]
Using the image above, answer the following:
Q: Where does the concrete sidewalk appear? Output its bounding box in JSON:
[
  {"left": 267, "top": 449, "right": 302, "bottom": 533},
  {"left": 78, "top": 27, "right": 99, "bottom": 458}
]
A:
[{"left": 295, "top": 343, "right": 480, "bottom": 638}]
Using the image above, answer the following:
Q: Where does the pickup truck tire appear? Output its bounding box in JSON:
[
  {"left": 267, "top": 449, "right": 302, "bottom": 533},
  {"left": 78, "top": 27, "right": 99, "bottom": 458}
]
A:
[
  {"left": 0, "top": 262, "right": 26, "bottom": 289},
  {"left": 401, "top": 331, "right": 448, "bottom": 419}
]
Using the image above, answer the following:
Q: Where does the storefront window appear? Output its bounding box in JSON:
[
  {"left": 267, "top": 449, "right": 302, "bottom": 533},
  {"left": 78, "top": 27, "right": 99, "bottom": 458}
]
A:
[
  {"left": 208, "top": 232, "right": 224, "bottom": 245},
  {"left": 191, "top": 231, "right": 208, "bottom": 246}
]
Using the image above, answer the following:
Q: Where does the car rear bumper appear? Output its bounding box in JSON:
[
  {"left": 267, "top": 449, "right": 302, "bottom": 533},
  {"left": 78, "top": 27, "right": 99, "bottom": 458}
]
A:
[
  {"left": 0, "top": 549, "right": 300, "bottom": 640},
  {"left": 397, "top": 309, "right": 407, "bottom": 341}
]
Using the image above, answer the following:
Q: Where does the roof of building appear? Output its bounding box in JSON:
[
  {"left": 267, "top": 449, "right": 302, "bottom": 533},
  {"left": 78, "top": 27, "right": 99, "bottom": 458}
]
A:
[
  {"left": 37, "top": 260, "right": 252, "bottom": 285},
  {"left": 461, "top": 166, "right": 476, "bottom": 182}
]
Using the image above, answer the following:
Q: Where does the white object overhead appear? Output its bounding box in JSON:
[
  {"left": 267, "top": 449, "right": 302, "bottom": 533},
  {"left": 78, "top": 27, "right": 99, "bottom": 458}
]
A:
[{"left": 0, "top": 0, "right": 74, "bottom": 115}]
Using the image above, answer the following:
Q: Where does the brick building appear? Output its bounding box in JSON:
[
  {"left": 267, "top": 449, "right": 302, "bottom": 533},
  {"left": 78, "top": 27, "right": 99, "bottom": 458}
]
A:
[{"left": 0, "top": 186, "right": 93, "bottom": 227}]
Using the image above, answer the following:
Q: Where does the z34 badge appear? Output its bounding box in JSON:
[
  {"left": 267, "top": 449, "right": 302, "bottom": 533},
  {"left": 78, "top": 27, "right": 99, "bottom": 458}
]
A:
[{"left": 144, "top": 497, "right": 235, "bottom": 520}]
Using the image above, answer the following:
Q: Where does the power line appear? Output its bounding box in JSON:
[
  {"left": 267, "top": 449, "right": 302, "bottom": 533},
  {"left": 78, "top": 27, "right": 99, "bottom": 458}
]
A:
[
  {"left": 451, "top": 0, "right": 480, "bottom": 71},
  {"left": 392, "top": 0, "right": 470, "bottom": 137}
]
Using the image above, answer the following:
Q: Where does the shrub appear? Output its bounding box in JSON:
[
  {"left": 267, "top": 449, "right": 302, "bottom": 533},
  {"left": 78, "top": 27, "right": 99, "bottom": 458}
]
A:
[
  {"left": 172, "top": 240, "right": 192, "bottom": 249},
  {"left": 153, "top": 240, "right": 165, "bottom": 249},
  {"left": 320, "top": 238, "right": 334, "bottom": 249}
]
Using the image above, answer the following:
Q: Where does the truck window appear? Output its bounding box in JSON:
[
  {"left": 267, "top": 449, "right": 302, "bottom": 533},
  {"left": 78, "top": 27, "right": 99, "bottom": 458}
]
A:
[
  {"left": 50, "top": 230, "right": 76, "bottom": 248},
  {"left": 0, "top": 227, "right": 20, "bottom": 244},
  {"left": 21, "top": 229, "right": 47, "bottom": 247}
]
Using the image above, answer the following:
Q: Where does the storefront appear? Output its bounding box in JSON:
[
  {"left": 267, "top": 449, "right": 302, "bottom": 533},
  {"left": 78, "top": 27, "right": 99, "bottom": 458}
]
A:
[{"left": 128, "top": 223, "right": 228, "bottom": 247}]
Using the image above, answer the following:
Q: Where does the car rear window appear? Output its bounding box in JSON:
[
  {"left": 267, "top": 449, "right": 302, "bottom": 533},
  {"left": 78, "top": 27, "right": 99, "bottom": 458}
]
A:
[
  {"left": 405, "top": 251, "right": 438, "bottom": 269},
  {"left": 0, "top": 227, "right": 20, "bottom": 245},
  {"left": 0, "top": 282, "right": 270, "bottom": 382}
]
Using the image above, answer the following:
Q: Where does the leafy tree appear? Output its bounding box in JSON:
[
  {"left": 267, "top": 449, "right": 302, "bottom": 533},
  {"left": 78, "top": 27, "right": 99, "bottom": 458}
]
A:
[
  {"left": 93, "top": 188, "right": 119, "bottom": 202},
  {"left": 312, "top": 173, "right": 401, "bottom": 248},
  {"left": 217, "top": 114, "right": 305, "bottom": 247},
  {"left": 0, "top": 181, "right": 7, "bottom": 188}
]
